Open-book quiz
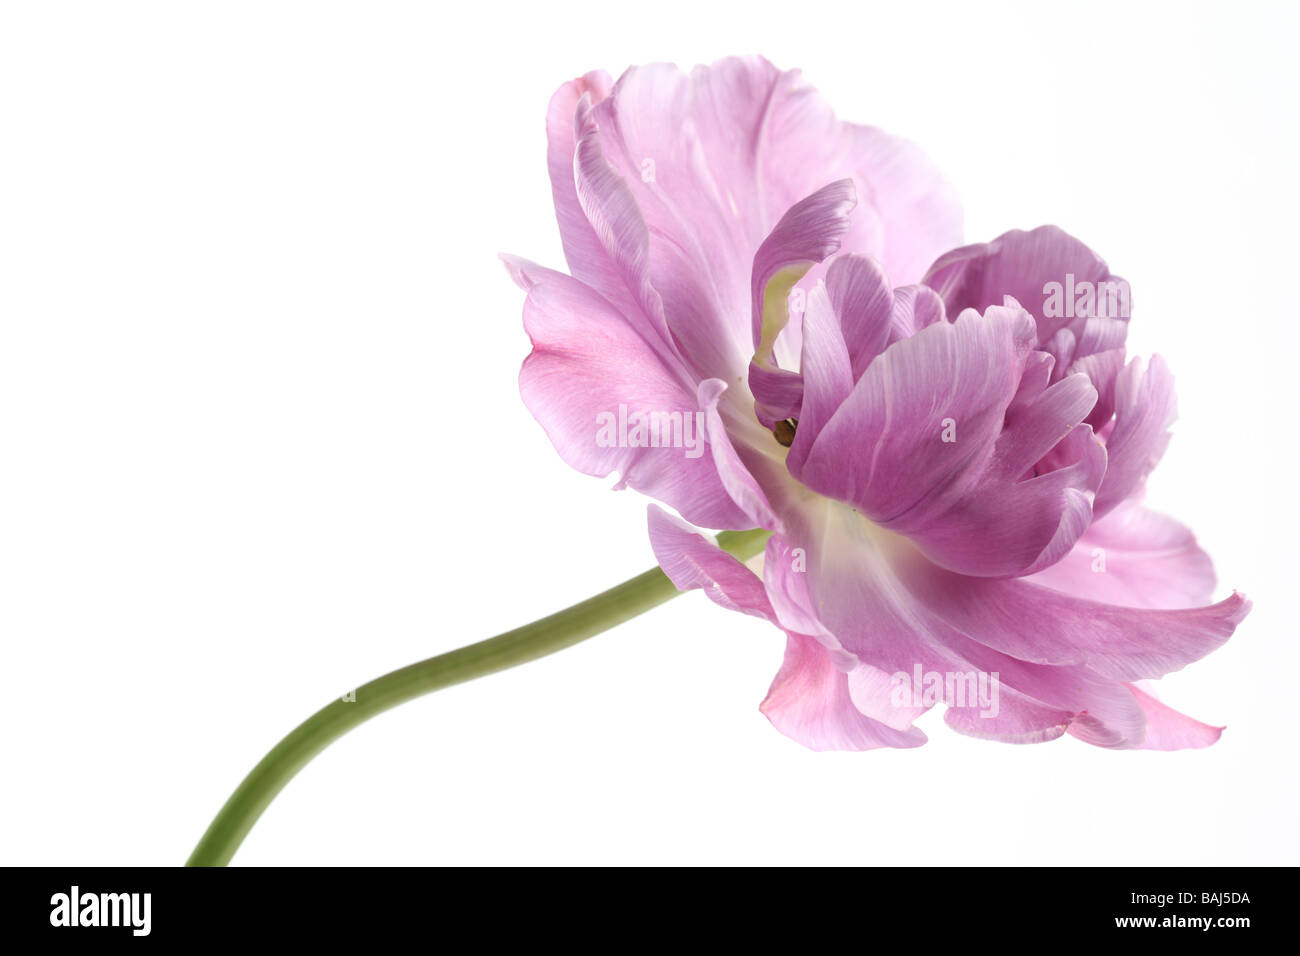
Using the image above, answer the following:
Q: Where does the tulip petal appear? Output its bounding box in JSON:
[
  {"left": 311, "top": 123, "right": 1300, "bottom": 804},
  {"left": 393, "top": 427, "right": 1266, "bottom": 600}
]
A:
[
  {"left": 923, "top": 225, "right": 1128, "bottom": 350},
  {"left": 698, "top": 379, "right": 782, "bottom": 531},
  {"left": 1127, "top": 683, "right": 1225, "bottom": 750},
  {"left": 892, "top": 548, "right": 1251, "bottom": 682},
  {"left": 826, "top": 253, "right": 894, "bottom": 379},
  {"left": 1093, "top": 354, "right": 1177, "bottom": 518},
  {"left": 1027, "top": 500, "right": 1217, "bottom": 609},
  {"left": 647, "top": 506, "right": 774, "bottom": 619},
  {"left": 761, "top": 632, "right": 929, "bottom": 751},
  {"left": 515, "top": 261, "right": 749, "bottom": 529}
]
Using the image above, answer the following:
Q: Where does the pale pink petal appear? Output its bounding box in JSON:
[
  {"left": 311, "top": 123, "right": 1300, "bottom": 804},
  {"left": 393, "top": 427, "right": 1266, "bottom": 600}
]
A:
[
  {"left": 888, "top": 283, "right": 946, "bottom": 344},
  {"left": 826, "top": 253, "right": 894, "bottom": 378},
  {"left": 1127, "top": 683, "right": 1225, "bottom": 751},
  {"left": 1027, "top": 500, "right": 1217, "bottom": 609},
  {"left": 544, "top": 73, "right": 637, "bottom": 321},
  {"left": 1093, "top": 354, "right": 1177, "bottom": 518},
  {"left": 515, "top": 261, "right": 748, "bottom": 529},
  {"left": 779, "top": 505, "right": 1145, "bottom": 744},
  {"left": 891, "top": 547, "right": 1250, "bottom": 682},
  {"left": 747, "top": 181, "right": 856, "bottom": 425},
  {"left": 761, "top": 632, "right": 928, "bottom": 751},
  {"left": 647, "top": 506, "right": 774, "bottom": 619},
  {"left": 571, "top": 97, "right": 678, "bottom": 367},
  {"left": 576, "top": 57, "right": 959, "bottom": 381},
  {"left": 923, "top": 225, "right": 1128, "bottom": 350},
  {"left": 785, "top": 284, "right": 853, "bottom": 475},
  {"left": 748, "top": 180, "right": 856, "bottom": 350},
  {"left": 698, "top": 379, "right": 781, "bottom": 531}
]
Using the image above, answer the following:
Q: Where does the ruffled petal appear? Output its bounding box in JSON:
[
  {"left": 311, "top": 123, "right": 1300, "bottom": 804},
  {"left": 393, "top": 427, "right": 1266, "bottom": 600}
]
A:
[
  {"left": 1093, "top": 354, "right": 1177, "bottom": 518},
  {"left": 747, "top": 181, "right": 856, "bottom": 426},
  {"left": 698, "top": 379, "right": 781, "bottom": 531},
  {"left": 513, "top": 260, "right": 749, "bottom": 529},
  {"left": 891, "top": 547, "right": 1251, "bottom": 682},
  {"left": 1127, "top": 683, "right": 1225, "bottom": 751},
  {"left": 785, "top": 283, "right": 853, "bottom": 475},
  {"left": 1027, "top": 500, "right": 1217, "bottom": 609},
  {"left": 760, "top": 632, "right": 928, "bottom": 751},
  {"left": 923, "top": 225, "right": 1129, "bottom": 352},
  {"left": 779, "top": 501, "right": 1145, "bottom": 744},
  {"left": 749, "top": 180, "right": 856, "bottom": 353},
  {"left": 572, "top": 57, "right": 959, "bottom": 381},
  {"left": 795, "top": 302, "right": 1036, "bottom": 511},
  {"left": 647, "top": 506, "right": 774, "bottom": 619},
  {"left": 826, "top": 253, "right": 894, "bottom": 379}
]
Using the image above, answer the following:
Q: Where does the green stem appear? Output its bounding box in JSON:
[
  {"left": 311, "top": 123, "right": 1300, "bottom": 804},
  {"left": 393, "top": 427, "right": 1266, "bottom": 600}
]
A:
[{"left": 186, "top": 528, "right": 771, "bottom": 866}]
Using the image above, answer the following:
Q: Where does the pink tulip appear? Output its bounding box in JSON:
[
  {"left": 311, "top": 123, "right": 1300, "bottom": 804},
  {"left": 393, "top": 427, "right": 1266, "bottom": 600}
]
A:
[{"left": 506, "top": 56, "right": 1249, "bottom": 751}]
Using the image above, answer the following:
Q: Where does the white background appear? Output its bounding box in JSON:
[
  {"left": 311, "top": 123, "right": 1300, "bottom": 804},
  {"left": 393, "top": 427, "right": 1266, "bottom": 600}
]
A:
[{"left": 2, "top": 0, "right": 1297, "bottom": 866}]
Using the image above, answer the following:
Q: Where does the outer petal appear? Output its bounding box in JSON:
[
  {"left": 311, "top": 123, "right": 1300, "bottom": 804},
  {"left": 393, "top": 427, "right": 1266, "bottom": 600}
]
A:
[
  {"left": 514, "top": 260, "right": 748, "bottom": 529},
  {"left": 698, "top": 379, "right": 781, "bottom": 531},
  {"left": 580, "top": 57, "right": 959, "bottom": 380},
  {"left": 891, "top": 547, "right": 1251, "bottom": 682},
  {"left": 1093, "top": 354, "right": 1177, "bottom": 518},
  {"left": 1027, "top": 500, "right": 1217, "bottom": 609},
  {"left": 761, "top": 632, "right": 928, "bottom": 751},
  {"left": 1127, "top": 683, "right": 1225, "bottom": 751},
  {"left": 647, "top": 506, "right": 773, "bottom": 619},
  {"left": 780, "top": 501, "right": 1146, "bottom": 744},
  {"left": 545, "top": 73, "right": 639, "bottom": 324}
]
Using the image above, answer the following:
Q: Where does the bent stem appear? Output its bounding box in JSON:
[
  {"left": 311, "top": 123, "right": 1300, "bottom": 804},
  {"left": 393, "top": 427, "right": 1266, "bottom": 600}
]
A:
[{"left": 186, "top": 528, "right": 770, "bottom": 866}]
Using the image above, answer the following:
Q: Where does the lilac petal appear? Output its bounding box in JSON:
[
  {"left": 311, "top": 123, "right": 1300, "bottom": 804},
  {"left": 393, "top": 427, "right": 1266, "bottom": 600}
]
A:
[
  {"left": 647, "top": 506, "right": 774, "bottom": 619},
  {"left": 746, "top": 181, "right": 856, "bottom": 426},
  {"left": 779, "top": 504, "right": 1143, "bottom": 744},
  {"left": 544, "top": 73, "right": 641, "bottom": 324},
  {"left": 1127, "top": 683, "right": 1225, "bottom": 750},
  {"left": 1027, "top": 500, "right": 1217, "bottom": 610},
  {"left": 899, "top": 423, "right": 1106, "bottom": 577},
  {"left": 825, "top": 253, "right": 894, "bottom": 378},
  {"left": 888, "top": 283, "right": 946, "bottom": 344},
  {"left": 785, "top": 284, "right": 853, "bottom": 475},
  {"left": 515, "top": 261, "right": 748, "bottom": 529},
  {"left": 797, "top": 301, "right": 1102, "bottom": 575},
  {"left": 892, "top": 372, "right": 1105, "bottom": 577},
  {"left": 838, "top": 123, "right": 963, "bottom": 285},
  {"left": 748, "top": 362, "right": 803, "bottom": 429},
  {"left": 761, "top": 534, "right": 842, "bottom": 649},
  {"left": 749, "top": 180, "right": 856, "bottom": 353},
  {"left": 1071, "top": 346, "right": 1126, "bottom": 428},
  {"left": 1093, "top": 354, "right": 1177, "bottom": 518},
  {"left": 893, "top": 548, "right": 1251, "bottom": 682},
  {"left": 799, "top": 303, "right": 1037, "bottom": 520},
  {"left": 571, "top": 97, "right": 679, "bottom": 368},
  {"left": 760, "top": 632, "right": 928, "bottom": 751},
  {"left": 698, "top": 379, "right": 782, "bottom": 531},
  {"left": 648, "top": 511, "right": 927, "bottom": 752},
  {"left": 923, "top": 225, "right": 1128, "bottom": 350},
  {"left": 574, "top": 57, "right": 960, "bottom": 381}
]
